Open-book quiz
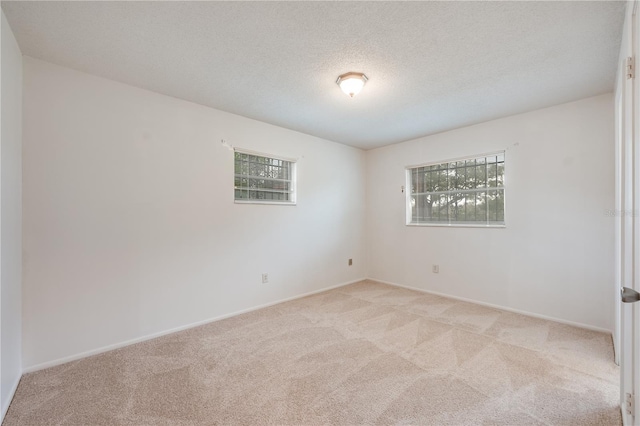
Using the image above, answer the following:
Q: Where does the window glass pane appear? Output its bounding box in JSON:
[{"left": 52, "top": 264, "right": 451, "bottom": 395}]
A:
[
  {"left": 488, "top": 162, "right": 499, "bottom": 187},
  {"left": 465, "top": 191, "right": 478, "bottom": 222},
  {"left": 437, "top": 168, "right": 446, "bottom": 191},
  {"left": 467, "top": 162, "right": 476, "bottom": 189},
  {"left": 450, "top": 193, "right": 463, "bottom": 222},
  {"left": 423, "top": 169, "right": 429, "bottom": 193},
  {"left": 431, "top": 194, "right": 443, "bottom": 222},
  {"left": 438, "top": 194, "right": 449, "bottom": 221},
  {"left": 234, "top": 151, "right": 295, "bottom": 204},
  {"left": 496, "top": 163, "right": 504, "bottom": 187},
  {"left": 476, "top": 191, "right": 487, "bottom": 222},
  {"left": 423, "top": 194, "right": 433, "bottom": 222},
  {"left": 462, "top": 163, "right": 470, "bottom": 190},
  {"left": 486, "top": 189, "right": 505, "bottom": 223},
  {"left": 407, "top": 152, "right": 505, "bottom": 225},
  {"left": 413, "top": 194, "right": 424, "bottom": 223},
  {"left": 494, "top": 189, "right": 505, "bottom": 223},
  {"left": 497, "top": 199, "right": 504, "bottom": 223},
  {"left": 476, "top": 164, "right": 486, "bottom": 188},
  {"left": 460, "top": 192, "right": 469, "bottom": 222}
]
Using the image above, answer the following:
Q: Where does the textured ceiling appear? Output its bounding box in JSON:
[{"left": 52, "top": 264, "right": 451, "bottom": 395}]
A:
[{"left": 1, "top": 1, "right": 626, "bottom": 149}]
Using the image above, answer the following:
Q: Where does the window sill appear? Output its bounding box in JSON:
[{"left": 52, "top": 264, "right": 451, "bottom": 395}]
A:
[
  {"left": 234, "top": 200, "right": 297, "bottom": 206},
  {"left": 406, "top": 223, "right": 505, "bottom": 228}
]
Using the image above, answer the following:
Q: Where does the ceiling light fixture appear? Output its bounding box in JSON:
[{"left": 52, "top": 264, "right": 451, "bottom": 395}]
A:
[{"left": 336, "top": 72, "right": 368, "bottom": 98}]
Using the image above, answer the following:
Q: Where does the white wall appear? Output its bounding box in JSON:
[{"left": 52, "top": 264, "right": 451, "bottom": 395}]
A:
[
  {"left": 22, "top": 57, "right": 366, "bottom": 370},
  {"left": 19, "top": 54, "right": 615, "bottom": 372},
  {"left": 366, "top": 94, "right": 615, "bottom": 331},
  {"left": 1, "top": 11, "right": 23, "bottom": 421}
]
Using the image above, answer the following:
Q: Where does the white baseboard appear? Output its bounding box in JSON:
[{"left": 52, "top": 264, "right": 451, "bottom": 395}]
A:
[
  {"left": 23, "top": 277, "right": 366, "bottom": 374},
  {"left": 368, "top": 277, "right": 613, "bottom": 335},
  {"left": 22, "top": 275, "right": 612, "bottom": 374},
  {"left": 1, "top": 374, "right": 21, "bottom": 424}
]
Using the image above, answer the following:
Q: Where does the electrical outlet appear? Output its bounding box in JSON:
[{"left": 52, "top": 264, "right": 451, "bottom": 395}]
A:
[
  {"left": 348, "top": 258, "right": 353, "bottom": 266},
  {"left": 262, "top": 273, "right": 268, "bottom": 284},
  {"left": 432, "top": 265, "right": 439, "bottom": 273}
]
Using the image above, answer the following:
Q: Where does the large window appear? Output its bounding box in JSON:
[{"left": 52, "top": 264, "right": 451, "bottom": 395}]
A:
[
  {"left": 234, "top": 150, "right": 296, "bottom": 204},
  {"left": 407, "top": 152, "right": 505, "bottom": 226}
]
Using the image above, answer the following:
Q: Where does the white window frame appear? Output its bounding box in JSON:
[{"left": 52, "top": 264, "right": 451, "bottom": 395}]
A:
[
  {"left": 234, "top": 148, "right": 297, "bottom": 205},
  {"left": 405, "top": 151, "right": 506, "bottom": 228}
]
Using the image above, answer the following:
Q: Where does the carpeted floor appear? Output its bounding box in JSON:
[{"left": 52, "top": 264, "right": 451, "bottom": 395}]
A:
[{"left": 4, "top": 280, "right": 620, "bottom": 425}]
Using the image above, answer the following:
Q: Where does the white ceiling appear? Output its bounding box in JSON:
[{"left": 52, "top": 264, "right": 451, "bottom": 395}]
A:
[{"left": 2, "top": 1, "right": 626, "bottom": 150}]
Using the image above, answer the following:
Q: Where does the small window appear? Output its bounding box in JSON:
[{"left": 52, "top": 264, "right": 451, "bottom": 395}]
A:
[
  {"left": 234, "top": 150, "right": 296, "bottom": 204},
  {"left": 406, "top": 152, "right": 505, "bottom": 226}
]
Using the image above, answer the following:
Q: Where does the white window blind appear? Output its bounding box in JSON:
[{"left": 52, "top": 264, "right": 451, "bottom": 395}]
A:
[
  {"left": 234, "top": 150, "right": 296, "bottom": 204},
  {"left": 407, "top": 152, "right": 505, "bottom": 226}
]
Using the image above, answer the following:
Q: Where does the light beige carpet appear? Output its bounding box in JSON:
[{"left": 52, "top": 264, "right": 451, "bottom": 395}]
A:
[{"left": 4, "top": 280, "right": 620, "bottom": 425}]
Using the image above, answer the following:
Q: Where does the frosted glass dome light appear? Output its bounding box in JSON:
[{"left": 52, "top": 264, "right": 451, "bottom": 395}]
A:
[{"left": 336, "top": 72, "right": 368, "bottom": 98}]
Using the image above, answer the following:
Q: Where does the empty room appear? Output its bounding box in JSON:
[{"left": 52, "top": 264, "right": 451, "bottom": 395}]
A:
[{"left": 1, "top": 1, "right": 639, "bottom": 425}]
